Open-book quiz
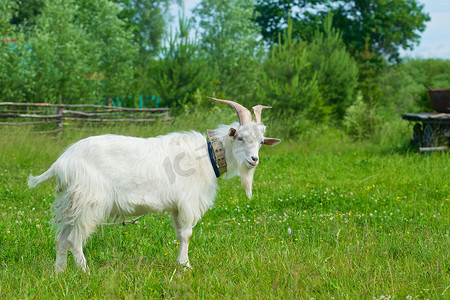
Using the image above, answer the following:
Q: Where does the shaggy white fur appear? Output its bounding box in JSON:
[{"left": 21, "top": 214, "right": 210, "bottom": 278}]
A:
[{"left": 28, "top": 121, "right": 279, "bottom": 273}]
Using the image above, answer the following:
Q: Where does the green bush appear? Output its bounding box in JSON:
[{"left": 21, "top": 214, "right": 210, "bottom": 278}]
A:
[
  {"left": 0, "top": 1, "right": 36, "bottom": 102},
  {"left": 0, "top": 37, "right": 36, "bottom": 102},
  {"left": 380, "top": 58, "right": 450, "bottom": 113},
  {"left": 343, "top": 96, "right": 381, "bottom": 139},
  {"left": 0, "top": 0, "right": 137, "bottom": 104}
]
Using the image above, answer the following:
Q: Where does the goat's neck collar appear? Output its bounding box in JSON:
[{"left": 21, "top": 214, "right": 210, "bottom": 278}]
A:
[{"left": 207, "top": 129, "right": 227, "bottom": 178}]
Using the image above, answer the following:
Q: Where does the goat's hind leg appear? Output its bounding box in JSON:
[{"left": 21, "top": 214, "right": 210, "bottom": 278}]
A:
[
  {"left": 54, "top": 225, "right": 71, "bottom": 273},
  {"left": 54, "top": 224, "right": 90, "bottom": 273},
  {"left": 70, "top": 242, "right": 89, "bottom": 274},
  {"left": 66, "top": 224, "right": 92, "bottom": 274},
  {"left": 55, "top": 220, "right": 94, "bottom": 273}
]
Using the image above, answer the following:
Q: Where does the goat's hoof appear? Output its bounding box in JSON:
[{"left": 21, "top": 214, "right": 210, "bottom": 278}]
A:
[
  {"left": 81, "top": 266, "right": 91, "bottom": 275},
  {"left": 54, "top": 263, "right": 66, "bottom": 273},
  {"left": 178, "top": 261, "right": 192, "bottom": 271},
  {"left": 183, "top": 265, "right": 192, "bottom": 271}
]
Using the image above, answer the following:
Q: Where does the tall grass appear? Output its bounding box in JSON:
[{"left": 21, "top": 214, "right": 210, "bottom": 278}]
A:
[{"left": 0, "top": 113, "right": 448, "bottom": 298}]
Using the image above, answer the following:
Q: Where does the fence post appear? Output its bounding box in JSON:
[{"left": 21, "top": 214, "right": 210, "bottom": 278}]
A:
[{"left": 56, "top": 106, "right": 63, "bottom": 136}]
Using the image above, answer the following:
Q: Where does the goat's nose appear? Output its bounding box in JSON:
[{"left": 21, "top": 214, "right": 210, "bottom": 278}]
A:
[{"left": 251, "top": 156, "right": 258, "bottom": 163}]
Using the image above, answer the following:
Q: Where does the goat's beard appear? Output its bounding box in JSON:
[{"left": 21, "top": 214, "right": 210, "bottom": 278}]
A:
[{"left": 239, "top": 165, "right": 256, "bottom": 199}]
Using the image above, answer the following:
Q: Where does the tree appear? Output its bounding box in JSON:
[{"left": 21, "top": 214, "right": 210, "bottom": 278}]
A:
[
  {"left": 254, "top": 0, "right": 430, "bottom": 63},
  {"left": 193, "top": 0, "right": 263, "bottom": 104},
  {"left": 28, "top": 0, "right": 102, "bottom": 103},
  {"left": 11, "top": 0, "right": 176, "bottom": 60},
  {"left": 26, "top": 0, "right": 138, "bottom": 103},
  {"left": 9, "top": 0, "right": 45, "bottom": 27},
  {"left": 257, "top": 15, "right": 357, "bottom": 121},
  {"left": 0, "top": 0, "right": 37, "bottom": 102},
  {"left": 381, "top": 58, "right": 450, "bottom": 112},
  {"left": 149, "top": 15, "right": 213, "bottom": 108},
  {"left": 113, "top": 0, "right": 175, "bottom": 59},
  {"left": 306, "top": 15, "right": 358, "bottom": 118},
  {"left": 257, "top": 19, "right": 325, "bottom": 121},
  {"left": 0, "top": 0, "right": 18, "bottom": 36},
  {"left": 74, "top": 0, "right": 138, "bottom": 100}
]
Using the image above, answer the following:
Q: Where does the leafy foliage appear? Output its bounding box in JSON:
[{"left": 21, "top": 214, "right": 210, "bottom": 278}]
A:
[
  {"left": 257, "top": 21, "right": 323, "bottom": 121},
  {"left": 254, "top": 0, "right": 431, "bottom": 112},
  {"left": 343, "top": 96, "right": 380, "bottom": 139},
  {"left": 305, "top": 15, "right": 358, "bottom": 118},
  {"left": 257, "top": 16, "right": 357, "bottom": 123},
  {"left": 381, "top": 58, "right": 450, "bottom": 113},
  {"left": 254, "top": 0, "right": 430, "bottom": 63},
  {"left": 0, "top": 1, "right": 36, "bottom": 101},
  {"left": 8, "top": 0, "right": 45, "bottom": 27},
  {"left": 0, "top": 0, "right": 18, "bottom": 35},
  {"left": 148, "top": 16, "right": 213, "bottom": 108},
  {"left": 29, "top": 0, "right": 102, "bottom": 103},
  {"left": 0, "top": 0, "right": 447, "bottom": 134},
  {"left": 193, "top": 0, "right": 263, "bottom": 104},
  {"left": 1, "top": 0, "right": 137, "bottom": 104},
  {"left": 113, "top": 0, "right": 174, "bottom": 58}
]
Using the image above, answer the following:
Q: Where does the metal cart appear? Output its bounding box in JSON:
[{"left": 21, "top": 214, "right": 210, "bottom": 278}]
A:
[
  {"left": 403, "top": 85, "right": 450, "bottom": 151},
  {"left": 402, "top": 113, "right": 450, "bottom": 151}
]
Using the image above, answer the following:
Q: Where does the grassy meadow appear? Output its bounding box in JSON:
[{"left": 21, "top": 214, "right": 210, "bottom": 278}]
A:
[{"left": 0, "top": 115, "right": 449, "bottom": 299}]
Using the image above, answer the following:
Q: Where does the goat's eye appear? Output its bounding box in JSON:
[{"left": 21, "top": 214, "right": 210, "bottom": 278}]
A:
[{"left": 237, "top": 137, "right": 244, "bottom": 142}]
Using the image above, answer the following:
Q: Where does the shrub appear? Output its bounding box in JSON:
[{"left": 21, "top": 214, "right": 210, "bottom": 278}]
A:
[
  {"left": 1, "top": 0, "right": 138, "bottom": 104},
  {"left": 380, "top": 58, "right": 450, "bottom": 113},
  {"left": 343, "top": 96, "right": 380, "bottom": 139}
]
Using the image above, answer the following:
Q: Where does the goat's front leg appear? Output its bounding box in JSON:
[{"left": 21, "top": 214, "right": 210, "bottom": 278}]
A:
[
  {"left": 172, "top": 212, "right": 193, "bottom": 268},
  {"left": 177, "top": 227, "right": 192, "bottom": 268}
]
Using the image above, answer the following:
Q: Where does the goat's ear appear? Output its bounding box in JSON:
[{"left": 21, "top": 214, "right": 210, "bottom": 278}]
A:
[
  {"left": 262, "top": 138, "right": 281, "bottom": 146},
  {"left": 229, "top": 128, "right": 237, "bottom": 138}
]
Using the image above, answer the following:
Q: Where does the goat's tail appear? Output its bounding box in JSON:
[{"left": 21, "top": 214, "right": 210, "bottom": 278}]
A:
[{"left": 28, "top": 166, "right": 55, "bottom": 189}]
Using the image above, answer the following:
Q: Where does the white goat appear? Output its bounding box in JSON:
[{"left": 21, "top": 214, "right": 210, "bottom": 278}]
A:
[{"left": 28, "top": 97, "right": 280, "bottom": 272}]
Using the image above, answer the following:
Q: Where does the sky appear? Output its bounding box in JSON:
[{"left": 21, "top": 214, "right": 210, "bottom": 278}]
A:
[
  {"left": 170, "top": 0, "right": 450, "bottom": 60},
  {"left": 400, "top": 0, "right": 450, "bottom": 59}
]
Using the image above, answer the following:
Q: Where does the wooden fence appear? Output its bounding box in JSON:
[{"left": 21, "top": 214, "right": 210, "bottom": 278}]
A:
[{"left": 0, "top": 102, "right": 170, "bottom": 134}]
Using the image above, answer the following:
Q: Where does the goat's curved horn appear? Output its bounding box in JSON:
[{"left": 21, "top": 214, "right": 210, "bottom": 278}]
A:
[
  {"left": 208, "top": 97, "right": 252, "bottom": 125},
  {"left": 252, "top": 105, "right": 272, "bottom": 123}
]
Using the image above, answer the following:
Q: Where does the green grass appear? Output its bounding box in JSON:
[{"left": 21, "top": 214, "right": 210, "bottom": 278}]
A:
[{"left": 0, "top": 120, "right": 449, "bottom": 299}]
